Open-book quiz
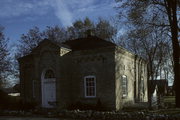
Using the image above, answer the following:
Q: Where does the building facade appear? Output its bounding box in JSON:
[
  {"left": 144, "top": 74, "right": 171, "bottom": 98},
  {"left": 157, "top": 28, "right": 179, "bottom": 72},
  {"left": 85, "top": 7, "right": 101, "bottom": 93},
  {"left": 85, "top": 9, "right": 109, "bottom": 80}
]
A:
[{"left": 18, "top": 36, "right": 148, "bottom": 110}]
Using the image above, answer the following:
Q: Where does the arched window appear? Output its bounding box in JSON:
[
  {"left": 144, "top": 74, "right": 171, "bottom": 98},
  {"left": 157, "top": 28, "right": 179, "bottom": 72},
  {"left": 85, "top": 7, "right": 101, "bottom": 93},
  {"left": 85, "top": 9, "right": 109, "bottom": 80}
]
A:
[
  {"left": 122, "top": 75, "right": 128, "bottom": 98},
  {"left": 44, "top": 69, "right": 55, "bottom": 79}
]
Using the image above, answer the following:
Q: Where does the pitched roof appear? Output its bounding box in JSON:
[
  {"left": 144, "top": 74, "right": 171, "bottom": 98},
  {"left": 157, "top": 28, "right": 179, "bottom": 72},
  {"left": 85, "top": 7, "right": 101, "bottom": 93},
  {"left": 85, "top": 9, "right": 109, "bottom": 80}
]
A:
[
  {"left": 63, "top": 36, "right": 116, "bottom": 51},
  {"left": 19, "top": 36, "right": 116, "bottom": 60},
  {"left": 32, "top": 39, "right": 70, "bottom": 51}
]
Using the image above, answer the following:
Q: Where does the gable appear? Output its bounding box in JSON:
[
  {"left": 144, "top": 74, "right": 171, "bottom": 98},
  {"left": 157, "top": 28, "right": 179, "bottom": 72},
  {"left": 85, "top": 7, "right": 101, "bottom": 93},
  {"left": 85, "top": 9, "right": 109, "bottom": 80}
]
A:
[
  {"left": 31, "top": 39, "right": 61, "bottom": 54},
  {"left": 31, "top": 39, "right": 71, "bottom": 55},
  {"left": 19, "top": 39, "right": 71, "bottom": 61}
]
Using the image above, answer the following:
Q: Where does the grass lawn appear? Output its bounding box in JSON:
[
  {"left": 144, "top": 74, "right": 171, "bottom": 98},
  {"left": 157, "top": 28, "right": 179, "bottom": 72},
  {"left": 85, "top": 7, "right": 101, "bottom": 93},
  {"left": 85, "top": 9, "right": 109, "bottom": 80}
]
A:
[
  {"left": 148, "top": 96, "right": 179, "bottom": 115},
  {"left": 163, "top": 96, "right": 175, "bottom": 103},
  {"left": 163, "top": 96, "right": 175, "bottom": 108},
  {"left": 149, "top": 108, "right": 180, "bottom": 115}
]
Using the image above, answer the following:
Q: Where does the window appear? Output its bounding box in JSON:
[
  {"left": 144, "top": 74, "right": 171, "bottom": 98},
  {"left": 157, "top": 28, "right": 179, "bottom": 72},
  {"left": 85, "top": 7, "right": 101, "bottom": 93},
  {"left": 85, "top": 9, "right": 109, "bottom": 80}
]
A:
[
  {"left": 45, "top": 69, "right": 55, "bottom": 78},
  {"left": 141, "top": 77, "right": 144, "bottom": 94},
  {"left": 122, "top": 75, "right": 128, "bottom": 97},
  {"left": 32, "top": 80, "right": 35, "bottom": 98},
  {"left": 84, "top": 76, "right": 96, "bottom": 98}
]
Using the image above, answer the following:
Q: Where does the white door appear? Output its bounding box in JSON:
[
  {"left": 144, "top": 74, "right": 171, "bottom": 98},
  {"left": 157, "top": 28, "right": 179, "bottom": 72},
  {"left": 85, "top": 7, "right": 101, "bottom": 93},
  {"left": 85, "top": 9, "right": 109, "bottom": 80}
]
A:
[{"left": 42, "top": 69, "right": 56, "bottom": 108}]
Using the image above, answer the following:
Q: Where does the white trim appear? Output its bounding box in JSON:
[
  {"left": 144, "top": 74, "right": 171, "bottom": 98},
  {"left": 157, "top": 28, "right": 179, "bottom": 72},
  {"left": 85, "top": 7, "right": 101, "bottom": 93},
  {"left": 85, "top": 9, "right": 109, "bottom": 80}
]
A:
[
  {"left": 122, "top": 75, "right": 128, "bottom": 98},
  {"left": 84, "top": 75, "right": 96, "bottom": 98},
  {"left": 41, "top": 68, "right": 56, "bottom": 108}
]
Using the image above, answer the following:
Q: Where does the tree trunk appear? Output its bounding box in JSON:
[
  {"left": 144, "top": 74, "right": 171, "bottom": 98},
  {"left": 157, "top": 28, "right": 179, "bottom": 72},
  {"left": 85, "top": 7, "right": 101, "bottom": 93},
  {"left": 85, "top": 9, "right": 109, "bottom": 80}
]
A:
[
  {"left": 171, "top": 14, "right": 180, "bottom": 108},
  {"left": 166, "top": 0, "right": 180, "bottom": 107}
]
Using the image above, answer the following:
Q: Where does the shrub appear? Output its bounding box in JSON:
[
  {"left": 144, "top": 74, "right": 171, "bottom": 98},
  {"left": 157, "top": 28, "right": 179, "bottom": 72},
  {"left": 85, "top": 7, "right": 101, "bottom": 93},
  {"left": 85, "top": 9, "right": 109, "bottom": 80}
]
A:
[
  {"left": 67, "top": 99, "right": 105, "bottom": 111},
  {"left": 0, "top": 89, "right": 37, "bottom": 110}
]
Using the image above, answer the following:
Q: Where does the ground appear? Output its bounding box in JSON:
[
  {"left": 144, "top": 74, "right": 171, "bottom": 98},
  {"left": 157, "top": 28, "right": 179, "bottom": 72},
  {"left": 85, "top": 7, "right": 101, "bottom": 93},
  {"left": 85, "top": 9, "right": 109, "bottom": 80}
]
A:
[
  {"left": 1, "top": 108, "right": 180, "bottom": 120},
  {"left": 0, "top": 96, "right": 177, "bottom": 120},
  {"left": 163, "top": 96, "right": 175, "bottom": 108},
  {"left": 0, "top": 117, "right": 59, "bottom": 120}
]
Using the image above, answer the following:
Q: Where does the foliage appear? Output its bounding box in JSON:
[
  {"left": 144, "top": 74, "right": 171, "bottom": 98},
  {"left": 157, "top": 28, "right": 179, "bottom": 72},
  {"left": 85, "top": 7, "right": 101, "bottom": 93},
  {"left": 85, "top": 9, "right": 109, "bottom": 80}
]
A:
[
  {"left": 0, "top": 26, "right": 11, "bottom": 88},
  {"left": 116, "top": 0, "right": 179, "bottom": 107},
  {"left": 17, "top": 27, "right": 43, "bottom": 57},
  {"left": 95, "top": 18, "right": 117, "bottom": 42},
  {"left": 16, "top": 17, "right": 117, "bottom": 58},
  {"left": 117, "top": 9, "right": 171, "bottom": 81},
  {"left": 67, "top": 99, "right": 104, "bottom": 111},
  {"left": 67, "top": 17, "right": 95, "bottom": 39},
  {"left": 42, "top": 26, "right": 68, "bottom": 42}
]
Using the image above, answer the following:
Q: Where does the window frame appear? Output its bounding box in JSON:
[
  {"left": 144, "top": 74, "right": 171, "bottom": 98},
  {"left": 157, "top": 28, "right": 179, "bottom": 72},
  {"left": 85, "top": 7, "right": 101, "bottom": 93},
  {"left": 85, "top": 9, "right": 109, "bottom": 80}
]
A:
[
  {"left": 122, "top": 75, "right": 128, "bottom": 98},
  {"left": 141, "top": 77, "right": 145, "bottom": 94},
  {"left": 32, "top": 80, "right": 35, "bottom": 98},
  {"left": 84, "top": 75, "right": 96, "bottom": 98}
]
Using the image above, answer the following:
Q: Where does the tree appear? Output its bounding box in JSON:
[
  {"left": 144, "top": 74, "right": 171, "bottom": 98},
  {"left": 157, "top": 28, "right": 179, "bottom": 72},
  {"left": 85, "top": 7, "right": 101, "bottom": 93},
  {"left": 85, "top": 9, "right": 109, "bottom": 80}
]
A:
[
  {"left": 116, "top": 0, "right": 180, "bottom": 107},
  {"left": 119, "top": 24, "right": 170, "bottom": 82},
  {"left": 67, "top": 17, "right": 117, "bottom": 42},
  {"left": 67, "top": 17, "right": 95, "bottom": 39},
  {"left": 0, "top": 26, "right": 10, "bottom": 88},
  {"left": 17, "top": 27, "right": 43, "bottom": 57},
  {"left": 43, "top": 26, "right": 68, "bottom": 43},
  {"left": 95, "top": 18, "right": 117, "bottom": 42},
  {"left": 17, "top": 17, "right": 117, "bottom": 58},
  {"left": 164, "top": 0, "right": 180, "bottom": 107},
  {"left": 17, "top": 26, "right": 68, "bottom": 57}
]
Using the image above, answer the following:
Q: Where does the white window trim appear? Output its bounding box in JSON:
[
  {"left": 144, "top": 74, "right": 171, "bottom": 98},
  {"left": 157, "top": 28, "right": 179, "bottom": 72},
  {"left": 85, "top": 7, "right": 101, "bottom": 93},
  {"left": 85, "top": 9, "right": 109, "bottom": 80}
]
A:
[
  {"left": 84, "top": 75, "right": 96, "bottom": 98},
  {"left": 122, "top": 75, "right": 128, "bottom": 98}
]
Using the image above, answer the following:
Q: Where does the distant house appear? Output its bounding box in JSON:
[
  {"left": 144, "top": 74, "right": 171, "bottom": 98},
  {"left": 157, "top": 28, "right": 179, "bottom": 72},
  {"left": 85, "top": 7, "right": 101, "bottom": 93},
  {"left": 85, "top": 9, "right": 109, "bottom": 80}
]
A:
[
  {"left": 1, "top": 84, "right": 20, "bottom": 97},
  {"left": 149, "top": 79, "right": 168, "bottom": 108},
  {"left": 18, "top": 36, "right": 148, "bottom": 110}
]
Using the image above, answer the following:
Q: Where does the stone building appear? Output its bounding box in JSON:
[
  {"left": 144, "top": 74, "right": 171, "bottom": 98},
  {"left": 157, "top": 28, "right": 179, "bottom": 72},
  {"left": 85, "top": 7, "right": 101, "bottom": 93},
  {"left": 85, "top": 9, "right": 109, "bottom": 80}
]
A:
[{"left": 18, "top": 36, "right": 148, "bottom": 110}]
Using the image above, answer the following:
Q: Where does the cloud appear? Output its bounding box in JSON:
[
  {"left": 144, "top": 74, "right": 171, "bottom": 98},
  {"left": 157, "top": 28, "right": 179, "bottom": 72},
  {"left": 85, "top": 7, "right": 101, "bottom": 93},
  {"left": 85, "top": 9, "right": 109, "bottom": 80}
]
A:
[
  {"left": 48, "top": 0, "right": 116, "bottom": 26},
  {"left": 72, "top": 0, "right": 117, "bottom": 22},
  {"left": 0, "top": 0, "right": 116, "bottom": 27},
  {"left": 50, "top": 0, "right": 73, "bottom": 27},
  {"left": 0, "top": 0, "right": 51, "bottom": 17},
  {"left": 48, "top": 0, "right": 96, "bottom": 26}
]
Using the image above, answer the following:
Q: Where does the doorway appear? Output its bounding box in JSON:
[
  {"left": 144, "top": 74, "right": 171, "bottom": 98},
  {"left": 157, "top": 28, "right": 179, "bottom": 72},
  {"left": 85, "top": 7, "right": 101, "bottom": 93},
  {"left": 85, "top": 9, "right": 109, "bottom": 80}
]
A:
[{"left": 41, "top": 69, "right": 56, "bottom": 108}]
